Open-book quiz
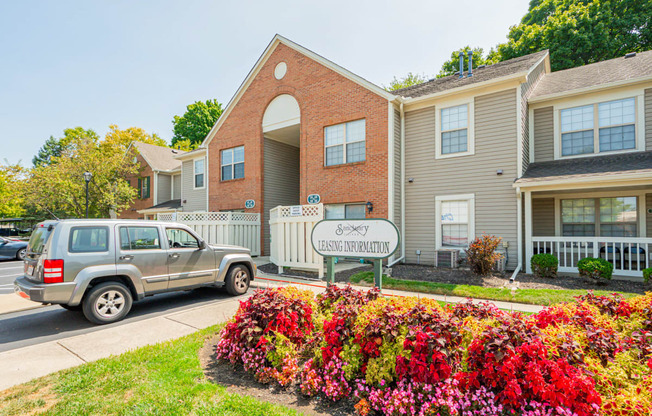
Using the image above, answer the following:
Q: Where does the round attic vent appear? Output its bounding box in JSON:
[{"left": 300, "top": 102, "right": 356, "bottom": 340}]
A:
[{"left": 274, "top": 62, "right": 287, "bottom": 80}]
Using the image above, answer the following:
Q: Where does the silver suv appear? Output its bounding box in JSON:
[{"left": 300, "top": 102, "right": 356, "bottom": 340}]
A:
[{"left": 14, "top": 219, "right": 255, "bottom": 324}]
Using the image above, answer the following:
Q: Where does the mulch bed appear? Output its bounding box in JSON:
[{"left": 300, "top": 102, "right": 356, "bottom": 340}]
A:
[
  {"left": 199, "top": 333, "right": 355, "bottom": 416},
  {"left": 388, "top": 264, "right": 649, "bottom": 294},
  {"left": 258, "top": 262, "right": 370, "bottom": 283}
]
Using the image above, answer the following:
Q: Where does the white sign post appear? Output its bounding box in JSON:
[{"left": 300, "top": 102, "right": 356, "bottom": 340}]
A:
[{"left": 311, "top": 219, "right": 400, "bottom": 290}]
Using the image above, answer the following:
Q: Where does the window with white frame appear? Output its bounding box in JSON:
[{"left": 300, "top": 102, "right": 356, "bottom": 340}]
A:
[
  {"left": 193, "top": 159, "right": 205, "bottom": 188},
  {"left": 324, "top": 119, "right": 365, "bottom": 166},
  {"left": 441, "top": 104, "right": 468, "bottom": 155},
  {"left": 561, "top": 197, "right": 637, "bottom": 237},
  {"left": 560, "top": 97, "right": 637, "bottom": 157},
  {"left": 436, "top": 195, "right": 474, "bottom": 248},
  {"left": 221, "top": 146, "right": 244, "bottom": 181}
]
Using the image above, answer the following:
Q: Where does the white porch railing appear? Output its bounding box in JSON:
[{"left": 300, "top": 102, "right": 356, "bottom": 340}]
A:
[
  {"left": 157, "top": 211, "right": 261, "bottom": 256},
  {"left": 531, "top": 236, "right": 652, "bottom": 277},
  {"left": 270, "top": 204, "right": 324, "bottom": 277}
]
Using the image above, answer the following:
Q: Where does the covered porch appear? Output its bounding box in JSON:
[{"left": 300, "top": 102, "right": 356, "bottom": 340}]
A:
[{"left": 516, "top": 152, "right": 652, "bottom": 278}]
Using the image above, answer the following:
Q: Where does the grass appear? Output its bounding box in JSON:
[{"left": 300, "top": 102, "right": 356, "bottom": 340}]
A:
[
  {"left": 0, "top": 325, "right": 300, "bottom": 416},
  {"left": 350, "top": 271, "right": 639, "bottom": 306}
]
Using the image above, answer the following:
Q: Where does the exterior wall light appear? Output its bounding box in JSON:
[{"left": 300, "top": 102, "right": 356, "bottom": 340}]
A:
[
  {"left": 496, "top": 169, "right": 503, "bottom": 175},
  {"left": 366, "top": 201, "right": 373, "bottom": 214}
]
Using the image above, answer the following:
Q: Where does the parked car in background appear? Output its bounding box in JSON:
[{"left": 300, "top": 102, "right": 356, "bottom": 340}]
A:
[
  {"left": 0, "top": 228, "right": 30, "bottom": 237},
  {"left": 14, "top": 219, "right": 256, "bottom": 324},
  {"left": 0, "top": 237, "right": 28, "bottom": 260}
]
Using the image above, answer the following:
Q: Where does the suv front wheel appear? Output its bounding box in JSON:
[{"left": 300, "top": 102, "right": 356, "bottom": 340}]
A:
[
  {"left": 225, "top": 265, "right": 250, "bottom": 296},
  {"left": 82, "top": 282, "right": 133, "bottom": 324}
]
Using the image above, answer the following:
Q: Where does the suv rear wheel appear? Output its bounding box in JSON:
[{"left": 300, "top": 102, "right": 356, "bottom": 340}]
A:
[
  {"left": 82, "top": 282, "right": 133, "bottom": 324},
  {"left": 225, "top": 265, "right": 250, "bottom": 296}
]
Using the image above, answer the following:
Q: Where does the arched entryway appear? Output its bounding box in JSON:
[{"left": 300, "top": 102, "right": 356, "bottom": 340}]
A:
[{"left": 262, "top": 94, "right": 301, "bottom": 255}]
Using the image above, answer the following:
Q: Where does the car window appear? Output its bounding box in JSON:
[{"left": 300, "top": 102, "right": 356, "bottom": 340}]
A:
[
  {"left": 166, "top": 228, "right": 199, "bottom": 249},
  {"left": 69, "top": 227, "right": 109, "bottom": 253},
  {"left": 119, "top": 226, "right": 161, "bottom": 250},
  {"left": 28, "top": 225, "right": 54, "bottom": 254}
]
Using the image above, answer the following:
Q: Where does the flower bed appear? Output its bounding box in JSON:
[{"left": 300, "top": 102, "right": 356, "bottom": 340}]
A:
[{"left": 216, "top": 285, "right": 652, "bottom": 416}]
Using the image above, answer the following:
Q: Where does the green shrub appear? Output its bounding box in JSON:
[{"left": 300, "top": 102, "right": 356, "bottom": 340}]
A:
[
  {"left": 465, "top": 234, "right": 503, "bottom": 276},
  {"left": 643, "top": 268, "right": 652, "bottom": 284},
  {"left": 531, "top": 253, "right": 558, "bottom": 278},
  {"left": 577, "top": 257, "right": 613, "bottom": 281}
]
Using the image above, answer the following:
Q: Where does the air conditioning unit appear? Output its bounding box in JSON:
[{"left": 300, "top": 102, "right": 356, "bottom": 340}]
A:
[
  {"left": 434, "top": 249, "right": 459, "bottom": 268},
  {"left": 494, "top": 252, "right": 506, "bottom": 273}
]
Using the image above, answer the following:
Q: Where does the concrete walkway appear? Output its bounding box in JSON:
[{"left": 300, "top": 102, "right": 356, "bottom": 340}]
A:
[{"left": 0, "top": 271, "right": 545, "bottom": 392}]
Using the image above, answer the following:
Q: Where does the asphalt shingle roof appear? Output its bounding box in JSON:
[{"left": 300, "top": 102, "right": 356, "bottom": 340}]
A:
[
  {"left": 516, "top": 151, "right": 652, "bottom": 184},
  {"left": 146, "top": 199, "right": 182, "bottom": 210},
  {"left": 133, "top": 142, "right": 185, "bottom": 172},
  {"left": 391, "top": 50, "right": 549, "bottom": 98},
  {"left": 530, "top": 50, "right": 652, "bottom": 99}
]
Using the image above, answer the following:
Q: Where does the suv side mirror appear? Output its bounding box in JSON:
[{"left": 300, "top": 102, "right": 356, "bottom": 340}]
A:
[{"left": 198, "top": 240, "right": 207, "bottom": 250}]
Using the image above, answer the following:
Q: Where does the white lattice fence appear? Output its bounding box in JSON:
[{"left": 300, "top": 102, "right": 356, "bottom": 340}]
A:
[
  {"left": 157, "top": 211, "right": 261, "bottom": 256},
  {"left": 270, "top": 204, "right": 324, "bottom": 277}
]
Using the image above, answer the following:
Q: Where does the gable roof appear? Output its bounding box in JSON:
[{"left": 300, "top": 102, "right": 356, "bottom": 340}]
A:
[
  {"left": 392, "top": 50, "right": 549, "bottom": 99},
  {"left": 530, "top": 50, "right": 652, "bottom": 101},
  {"left": 133, "top": 142, "right": 185, "bottom": 172},
  {"left": 515, "top": 151, "right": 652, "bottom": 185},
  {"left": 203, "top": 34, "right": 395, "bottom": 147}
]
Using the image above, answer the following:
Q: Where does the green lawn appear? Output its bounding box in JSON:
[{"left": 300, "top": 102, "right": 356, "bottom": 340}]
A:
[
  {"left": 350, "top": 271, "right": 639, "bottom": 306},
  {"left": 0, "top": 325, "right": 299, "bottom": 416}
]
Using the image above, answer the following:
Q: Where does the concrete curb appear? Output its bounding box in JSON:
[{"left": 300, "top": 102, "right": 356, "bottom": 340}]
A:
[{"left": 0, "top": 293, "right": 46, "bottom": 316}]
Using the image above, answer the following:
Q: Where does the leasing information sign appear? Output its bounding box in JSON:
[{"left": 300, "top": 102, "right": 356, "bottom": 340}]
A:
[{"left": 311, "top": 219, "right": 400, "bottom": 259}]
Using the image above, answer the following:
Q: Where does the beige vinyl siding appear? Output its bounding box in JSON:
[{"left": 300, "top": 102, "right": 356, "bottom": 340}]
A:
[
  {"left": 646, "top": 88, "right": 652, "bottom": 150},
  {"left": 520, "top": 59, "right": 546, "bottom": 172},
  {"left": 404, "top": 88, "right": 518, "bottom": 269},
  {"left": 156, "top": 174, "right": 171, "bottom": 204},
  {"left": 393, "top": 108, "right": 402, "bottom": 257},
  {"left": 533, "top": 198, "right": 555, "bottom": 236},
  {"left": 263, "top": 138, "right": 300, "bottom": 256},
  {"left": 533, "top": 106, "right": 554, "bottom": 162},
  {"left": 172, "top": 174, "right": 181, "bottom": 199},
  {"left": 647, "top": 193, "right": 652, "bottom": 237},
  {"left": 181, "top": 158, "right": 207, "bottom": 212}
]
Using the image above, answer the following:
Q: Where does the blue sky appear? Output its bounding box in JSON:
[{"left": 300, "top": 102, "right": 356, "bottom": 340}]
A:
[{"left": 0, "top": 0, "right": 529, "bottom": 166}]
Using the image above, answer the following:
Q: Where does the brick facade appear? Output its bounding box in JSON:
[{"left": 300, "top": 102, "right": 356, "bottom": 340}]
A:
[
  {"left": 118, "top": 151, "right": 153, "bottom": 219},
  {"left": 207, "top": 43, "right": 390, "bottom": 252}
]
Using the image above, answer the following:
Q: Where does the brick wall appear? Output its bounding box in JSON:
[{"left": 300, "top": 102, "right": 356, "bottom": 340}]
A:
[
  {"left": 207, "top": 43, "right": 390, "bottom": 253},
  {"left": 118, "top": 151, "right": 154, "bottom": 219}
]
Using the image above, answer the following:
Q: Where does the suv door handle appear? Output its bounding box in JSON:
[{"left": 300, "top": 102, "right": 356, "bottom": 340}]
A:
[
  {"left": 168, "top": 253, "right": 180, "bottom": 259},
  {"left": 119, "top": 255, "right": 134, "bottom": 260}
]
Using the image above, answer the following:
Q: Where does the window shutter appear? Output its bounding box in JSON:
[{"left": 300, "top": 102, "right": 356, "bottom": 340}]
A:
[
  {"left": 145, "top": 176, "right": 151, "bottom": 199},
  {"left": 137, "top": 178, "right": 142, "bottom": 199}
]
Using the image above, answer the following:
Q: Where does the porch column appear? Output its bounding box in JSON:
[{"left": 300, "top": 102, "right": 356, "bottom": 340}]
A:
[{"left": 524, "top": 190, "right": 533, "bottom": 274}]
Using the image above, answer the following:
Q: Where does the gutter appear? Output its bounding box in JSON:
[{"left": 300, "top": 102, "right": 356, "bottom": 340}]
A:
[
  {"left": 509, "top": 263, "right": 521, "bottom": 283},
  {"left": 400, "top": 101, "right": 406, "bottom": 263},
  {"left": 513, "top": 186, "right": 522, "bottom": 283}
]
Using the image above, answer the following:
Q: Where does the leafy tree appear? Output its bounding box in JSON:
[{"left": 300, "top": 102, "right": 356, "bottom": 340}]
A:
[
  {"left": 171, "top": 99, "right": 223, "bottom": 147},
  {"left": 25, "top": 129, "right": 138, "bottom": 218},
  {"left": 32, "top": 127, "right": 99, "bottom": 167},
  {"left": 0, "top": 163, "right": 26, "bottom": 218},
  {"left": 384, "top": 72, "right": 429, "bottom": 91},
  {"left": 437, "top": 46, "right": 497, "bottom": 78},
  {"left": 496, "top": 0, "right": 652, "bottom": 71},
  {"left": 102, "top": 124, "right": 167, "bottom": 155},
  {"left": 171, "top": 138, "right": 199, "bottom": 152}
]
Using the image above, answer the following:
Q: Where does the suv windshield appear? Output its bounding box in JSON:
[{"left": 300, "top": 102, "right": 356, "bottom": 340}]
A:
[{"left": 28, "top": 224, "right": 54, "bottom": 254}]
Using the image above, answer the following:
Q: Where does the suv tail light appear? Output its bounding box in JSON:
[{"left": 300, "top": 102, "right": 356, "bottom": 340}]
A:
[{"left": 43, "top": 259, "right": 64, "bottom": 283}]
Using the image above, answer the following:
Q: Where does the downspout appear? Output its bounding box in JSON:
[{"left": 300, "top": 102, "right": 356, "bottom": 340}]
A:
[
  {"left": 388, "top": 100, "right": 406, "bottom": 267},
  {"left": 511, "top": 186, "right": 523, "bottom": 282}
]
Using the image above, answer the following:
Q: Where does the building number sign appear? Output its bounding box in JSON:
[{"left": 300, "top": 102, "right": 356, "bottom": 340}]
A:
[{"left": 307, "top": 194, "right": 321, "bottom": 204}]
